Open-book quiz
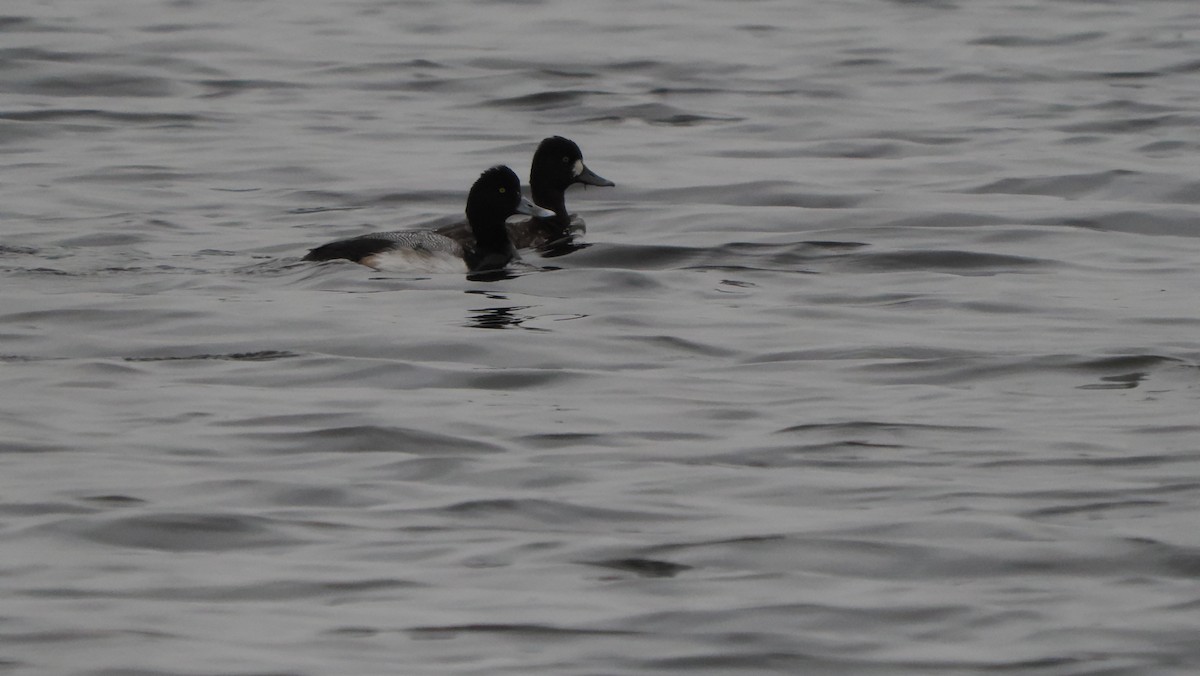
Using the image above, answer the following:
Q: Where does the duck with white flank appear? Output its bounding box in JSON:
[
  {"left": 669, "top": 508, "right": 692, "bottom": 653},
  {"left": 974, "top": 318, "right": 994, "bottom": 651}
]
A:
[{"left": 303, "top": 166, "right": 553, "bottom": 273}]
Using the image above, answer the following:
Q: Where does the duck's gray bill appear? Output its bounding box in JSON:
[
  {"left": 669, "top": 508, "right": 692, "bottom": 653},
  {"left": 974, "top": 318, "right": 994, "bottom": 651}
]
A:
[
  {"left": 576, "top": 163, "right": 614, "bottom": 187},
  {"left": 518, "top": 195, "right": 556, "bottom": 218}
]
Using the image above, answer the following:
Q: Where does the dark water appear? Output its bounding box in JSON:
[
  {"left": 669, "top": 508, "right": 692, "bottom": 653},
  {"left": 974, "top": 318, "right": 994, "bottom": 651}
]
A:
[{"left": 3, "top": 1, "right": 1200, "bottom": 674}]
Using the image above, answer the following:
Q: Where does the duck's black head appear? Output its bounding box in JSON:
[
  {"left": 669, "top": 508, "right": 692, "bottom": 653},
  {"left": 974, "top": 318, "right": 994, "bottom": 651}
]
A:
[
  {"left": 530, "top": 136, "right": 614, "bottom": 224},
  {"left": 464, "top": 165, "right": 553, "bottom": 271},
  {"left": 466, "top": 165, "right": 524, "bottom": 225}
]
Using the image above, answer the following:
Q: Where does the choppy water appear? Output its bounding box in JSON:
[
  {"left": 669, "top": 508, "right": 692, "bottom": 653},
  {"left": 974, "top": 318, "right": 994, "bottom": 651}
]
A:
[{"left": 3, "top": 1, "right": 1200, "bottom": 674}]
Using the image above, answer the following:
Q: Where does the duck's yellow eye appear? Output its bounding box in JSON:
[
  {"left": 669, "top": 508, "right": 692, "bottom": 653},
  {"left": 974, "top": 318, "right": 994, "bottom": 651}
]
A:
[{"left": 498, "top": 187, "right": 506, "bottom": 193}]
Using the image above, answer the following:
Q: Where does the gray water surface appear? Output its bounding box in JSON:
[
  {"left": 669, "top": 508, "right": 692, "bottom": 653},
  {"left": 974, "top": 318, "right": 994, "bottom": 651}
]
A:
[{"left": 3, "top": 1, "right": 1200, "bottom": 675}]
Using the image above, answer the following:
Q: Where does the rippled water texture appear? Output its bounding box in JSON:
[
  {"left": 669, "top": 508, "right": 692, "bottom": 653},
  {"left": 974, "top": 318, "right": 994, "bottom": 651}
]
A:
[{"left": 3, "top": 1, "right": 1200, "bottom": 674}]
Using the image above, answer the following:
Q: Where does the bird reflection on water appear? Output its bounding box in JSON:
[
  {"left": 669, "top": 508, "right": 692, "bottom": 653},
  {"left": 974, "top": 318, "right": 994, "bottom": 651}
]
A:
[
  {"left": 464, "top": 289, "right": 537, "bottom": 330},
  {"left": 463, "top": 291, "right": 586, "bottom": 330},
  {"left": 466, "top": 305, "right": 540, "bottom": 330}
]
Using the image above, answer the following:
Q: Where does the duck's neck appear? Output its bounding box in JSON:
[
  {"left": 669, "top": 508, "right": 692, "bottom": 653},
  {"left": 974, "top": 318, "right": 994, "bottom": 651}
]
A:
[
  {"left": 465, "top": 210, "right": 515, "bottom": 271},
  {"left": 531, "top": 182, "right": 571, "bottom": 229}
]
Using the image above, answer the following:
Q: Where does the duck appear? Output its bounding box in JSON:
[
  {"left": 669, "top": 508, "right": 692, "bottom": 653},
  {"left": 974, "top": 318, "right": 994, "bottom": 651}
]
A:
[
  {"left": 303, "top": 165, "right": 553, "bottom": 273},
  {"left": 435, "top": 136, "right": 613, "bottom": 250}
]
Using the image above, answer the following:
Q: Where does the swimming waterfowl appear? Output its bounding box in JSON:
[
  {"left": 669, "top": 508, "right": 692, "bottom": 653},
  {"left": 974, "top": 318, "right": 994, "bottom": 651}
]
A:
[
  {"left": 303, "top": 166, "right": 553, "bottom": 273},
  {"left": 436, "top": 136, "right": 613, "bottom": 250}
]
